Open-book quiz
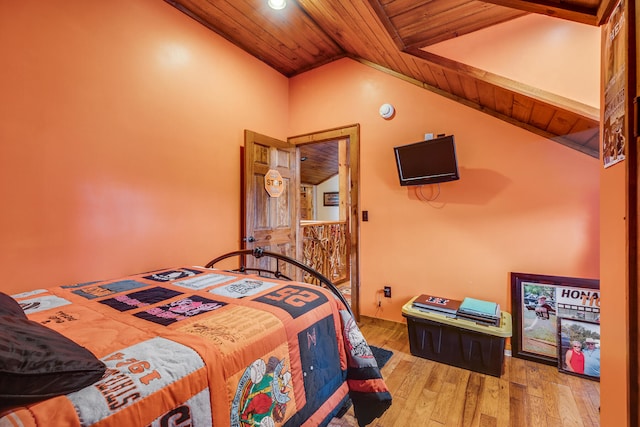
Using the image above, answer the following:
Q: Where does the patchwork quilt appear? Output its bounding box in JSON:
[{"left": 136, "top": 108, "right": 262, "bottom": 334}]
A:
[{"left": 0, "top": 266, "right": 391, "bottom": 427}]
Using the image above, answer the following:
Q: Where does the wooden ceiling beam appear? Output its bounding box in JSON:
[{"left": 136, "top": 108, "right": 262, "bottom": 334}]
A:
[
  {"left": 167, "top": 0, "right": 604, "bottom": 158},
  {"left": 478, "top": 0, "right": 600, "bottom": 25}
]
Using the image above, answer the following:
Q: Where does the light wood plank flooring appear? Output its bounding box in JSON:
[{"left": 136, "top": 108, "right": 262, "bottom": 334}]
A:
[{"left": 329, "top": 316, "right": 600, "bottom": 427}]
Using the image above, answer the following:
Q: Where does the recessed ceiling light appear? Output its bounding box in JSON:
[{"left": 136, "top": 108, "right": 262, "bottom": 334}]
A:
[{"left": 268, "top": 0, "right": 286, "bottom": 10}]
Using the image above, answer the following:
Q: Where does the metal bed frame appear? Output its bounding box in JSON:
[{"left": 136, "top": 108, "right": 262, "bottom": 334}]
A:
[{"left": 205, "top": 248, "right": 354, "bottom": 318}]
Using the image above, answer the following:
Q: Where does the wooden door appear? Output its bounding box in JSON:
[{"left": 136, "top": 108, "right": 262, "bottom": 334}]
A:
[
  {"left": 300, "top": 185, "right": 314, "bottom": 220},
  {"left": 243, "top": 130, "right": 299, "bottom": 277}
]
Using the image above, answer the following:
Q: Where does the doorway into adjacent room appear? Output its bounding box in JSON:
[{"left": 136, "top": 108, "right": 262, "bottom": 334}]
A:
[
  {"left": 298, "top": 140, "right": 350, "bottom": 304},
  {"left": 289, "top": 125, "right": 361, "bottom": 318},
  {"left": 242, "top": 125, "right": 361, "bottom": 319}
]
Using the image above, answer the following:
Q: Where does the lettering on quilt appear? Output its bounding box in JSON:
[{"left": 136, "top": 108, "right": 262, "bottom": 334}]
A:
[
  {"left": 209, "top": 278, "right": 279, "bottom": 299},
  {"left": 135, "top": 295, "right": 227, "bottom": 326},
  {"left": 342, "top": 312, "right": 375, "bottom": 362},
  {"left": 171, "top": 273, "right": 232, "bottom": 290},
  {"left": 96, "top": 367, "right": 144, "bottom": 410},
  {"left": 231, "top": 357, "right": 292, "bottom": 427},
  {"left": 19, "top": 295, "right": 72, "bottom": 314},
  {"left": 143, "top": 268, "right": 203, "bottom": 282},
  {"left": 178, "top": 306, "right": 281, "bottom": 354},
  {"left": 146, "top": 389, "right": 212, "bottom": 427},
  {"left": 68, "top": 337, "right": 206, "bottom": 425},
  {"left": 99, "top": 287, "right": 183, "bottom": 312},
  {"left": 71, "top": 280, "right": 148, "bottom": 299},
  {"left": 297, "top": 316, "right": 341, "bottom": 405},
  {"left": 40, "top": 310, "right": 78, "bottom": 325},
  {"left": 61, "top": 281, "right": 99, "bottom": 289},
  {"left": 254, "top": 285, "right": 327, "bottom": 319},
  {"left": 279, "top": 316, "right": 344, "bottom": 426}
]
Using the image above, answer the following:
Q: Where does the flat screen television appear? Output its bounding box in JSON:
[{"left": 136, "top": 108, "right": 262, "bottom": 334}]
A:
[{"left": 394, "top": 135, "right": 459, "bottom": 186}]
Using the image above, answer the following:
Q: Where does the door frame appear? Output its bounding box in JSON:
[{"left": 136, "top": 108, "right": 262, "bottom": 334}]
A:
[{"left": 288, "top": 124, "right": 361, "bottom": 320}]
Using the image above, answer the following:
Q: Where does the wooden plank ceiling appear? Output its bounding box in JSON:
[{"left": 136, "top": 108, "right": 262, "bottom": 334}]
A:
[
  {"left": 299, "top": 141, "right": 338, "bottom": 185},
  {"left": 167, "top": 0, "right": 617, "bottom": 164}
]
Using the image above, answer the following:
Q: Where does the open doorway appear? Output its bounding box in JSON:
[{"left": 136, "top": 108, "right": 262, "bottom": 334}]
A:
[
  {"left": 298, "top": 140, "right": 349, "bottom": 297},
  {"left": 289, "top": 125, "right": 360, "bottom": 319}
]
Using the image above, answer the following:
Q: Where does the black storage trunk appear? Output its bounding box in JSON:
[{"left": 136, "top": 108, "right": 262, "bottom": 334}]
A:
[{"left": 402, "top": 300, "right": 511, "bottom": 377}]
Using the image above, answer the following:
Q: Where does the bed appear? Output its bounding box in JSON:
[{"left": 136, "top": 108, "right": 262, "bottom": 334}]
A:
[{"left": 0, "top": 249, "right": 391, "bottom": 427}]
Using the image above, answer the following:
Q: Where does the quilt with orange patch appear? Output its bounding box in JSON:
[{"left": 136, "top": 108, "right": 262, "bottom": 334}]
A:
[{"left": 0, "top": 266, "right": 391, "bottom": 427}]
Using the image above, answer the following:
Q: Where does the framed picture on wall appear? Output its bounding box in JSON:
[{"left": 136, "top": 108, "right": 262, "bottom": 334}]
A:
[
  {"left": 323, "top": 192, "right": 339, "bottom": 206},
  {"left": 510, "top": 272, "right": 600, "bottom": 366},
  {"left": 558, "top": 318, "right": 600, "bottom": 381},
  {"left": 602, "top": 0, "right": 626, "bottom": 169}
]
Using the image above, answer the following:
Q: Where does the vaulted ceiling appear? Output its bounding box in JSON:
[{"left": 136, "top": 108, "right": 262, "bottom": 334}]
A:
[{"left": 166, "top": 0, "right": 616, "bottom": 163}]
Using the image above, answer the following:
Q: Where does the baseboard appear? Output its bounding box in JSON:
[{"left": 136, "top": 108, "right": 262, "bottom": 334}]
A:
[{"left": 359, "top": 315, "right": 405, "bottom": 327}]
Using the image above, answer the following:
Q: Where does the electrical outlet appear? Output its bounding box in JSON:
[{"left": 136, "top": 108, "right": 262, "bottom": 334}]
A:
[{"left": 383, "top": 286, "right": 391, "bottom": 298}]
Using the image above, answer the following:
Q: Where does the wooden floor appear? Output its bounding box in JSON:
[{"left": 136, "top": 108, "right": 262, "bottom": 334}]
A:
[{"left": 329, "top": 316, "right": 600, "bottom": 427}]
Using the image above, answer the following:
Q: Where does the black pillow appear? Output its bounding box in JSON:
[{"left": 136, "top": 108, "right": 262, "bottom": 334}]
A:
[
  {"left": 0, "top": 297, "right": 106, "bottom": 409},
  {"left": 0, "top": 292, "right": 27, "bottom": 318}
]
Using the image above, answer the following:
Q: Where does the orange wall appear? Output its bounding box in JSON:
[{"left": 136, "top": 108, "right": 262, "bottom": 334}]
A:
[
  {"left": 289, "top": 58, "right": 600, "bottom": 323},
  {"left": 599, "top": 162, "right": 628, "bottom": 426},
  {"left": 1, "top": 2, "right": 618, "bottom": 425},
  {"left": 0, "top": 0, "right": 601, "bottom": 325},
  {"left": 597, "top": 4, "right": 632, "bottom": 425},
  {"left": 0, "top": 0, "right": 288, "bottom": 293}
]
